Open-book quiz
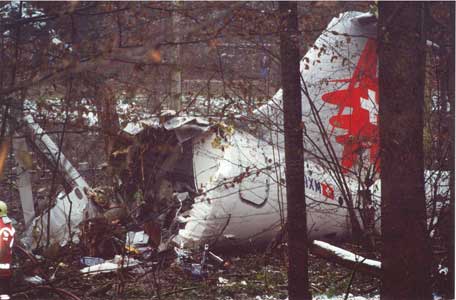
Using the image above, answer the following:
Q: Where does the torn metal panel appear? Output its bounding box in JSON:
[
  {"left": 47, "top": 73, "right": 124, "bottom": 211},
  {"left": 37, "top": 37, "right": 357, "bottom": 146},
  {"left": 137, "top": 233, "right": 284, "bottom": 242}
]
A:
[
  {"left": 26, "top": 186, "right": 90, "bottom": 247},
  {"left": 163, "top": 116, "right": 210, "bottom": 130},
  {"left": 23, "top": 114, "right": 89, "bottom": 189},
  {"left": 123, "top": 118, "right": 160, "bottom": 135},
  {"left": 21, "top": 114, "right": 96, "bottom": 247}
]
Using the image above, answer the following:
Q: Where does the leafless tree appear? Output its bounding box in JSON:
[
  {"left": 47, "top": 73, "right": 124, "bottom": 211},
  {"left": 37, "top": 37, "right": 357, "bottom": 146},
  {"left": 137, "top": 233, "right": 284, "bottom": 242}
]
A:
[{"left": 378, "top": 3, "right": 432, "bottom": 299}]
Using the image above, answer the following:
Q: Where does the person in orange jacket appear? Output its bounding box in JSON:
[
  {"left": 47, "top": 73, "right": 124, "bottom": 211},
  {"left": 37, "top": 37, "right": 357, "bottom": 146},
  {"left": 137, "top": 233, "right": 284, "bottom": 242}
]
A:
[{"left": 0, "top": 201, "right": 14, "bottom": 300}]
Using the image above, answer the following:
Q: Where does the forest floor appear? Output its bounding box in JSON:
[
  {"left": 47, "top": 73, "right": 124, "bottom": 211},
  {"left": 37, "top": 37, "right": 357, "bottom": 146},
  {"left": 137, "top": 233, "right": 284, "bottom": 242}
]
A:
[{"left": 11, "top": 241, "right": 380, "bottom": 300}]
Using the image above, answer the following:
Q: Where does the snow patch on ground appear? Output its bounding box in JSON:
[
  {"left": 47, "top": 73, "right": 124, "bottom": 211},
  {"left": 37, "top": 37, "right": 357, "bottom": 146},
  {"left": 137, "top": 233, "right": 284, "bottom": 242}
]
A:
[
  {"left": 312, "top": 295, "right": 379, "bottom": 300},
  {"left": 252, "top": 295, "right": 379, "bottom": 300}
]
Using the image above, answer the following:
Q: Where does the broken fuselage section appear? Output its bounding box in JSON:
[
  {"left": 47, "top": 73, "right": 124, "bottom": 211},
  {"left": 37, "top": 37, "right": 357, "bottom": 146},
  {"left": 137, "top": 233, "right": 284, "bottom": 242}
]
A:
[{"left": 115, "top": 116, "right": 355, "bottom": 251}]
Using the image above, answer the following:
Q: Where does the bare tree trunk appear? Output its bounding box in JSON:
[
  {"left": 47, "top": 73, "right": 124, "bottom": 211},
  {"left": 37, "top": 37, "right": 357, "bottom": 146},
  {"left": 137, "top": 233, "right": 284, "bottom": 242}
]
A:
[
  {"left": 96, "top": 84, "right": 120, "bottom": 158},
  {"left": 279, "top": 2, "right": 311, "bottom": 300},
  {"left": 378, "top": 3, "right": 432, "bottom": 300},
  {"left": 447, "top": 2, "right": 455, "bottom": 297},
  {"left": 169, "top": 1, "right": 182, "bottom": 112}
]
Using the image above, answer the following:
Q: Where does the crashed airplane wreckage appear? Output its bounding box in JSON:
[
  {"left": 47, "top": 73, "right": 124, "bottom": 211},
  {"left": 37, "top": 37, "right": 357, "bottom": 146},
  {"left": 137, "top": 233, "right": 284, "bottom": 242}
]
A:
[{"left": 22, "top": 11, "right": 449, "bottom": 253}]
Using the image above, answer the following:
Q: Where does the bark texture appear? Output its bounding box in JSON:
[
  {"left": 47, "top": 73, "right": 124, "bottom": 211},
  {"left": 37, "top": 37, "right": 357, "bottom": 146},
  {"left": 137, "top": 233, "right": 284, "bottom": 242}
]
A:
[
  {"left": 378, "top": 3, "right": 432, "bottom": 300},
  {"left": 279, "top": 2, "right": 311, "bottom": 299},
  {"left": 447, "top": 3, "right": 455, "bottom": 298}
]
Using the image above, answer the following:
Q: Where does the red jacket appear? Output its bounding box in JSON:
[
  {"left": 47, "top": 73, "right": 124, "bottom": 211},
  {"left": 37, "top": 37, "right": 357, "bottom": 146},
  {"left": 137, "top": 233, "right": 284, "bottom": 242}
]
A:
[{"left": 0, "top": 217, "right": 14, "bottom": 278}]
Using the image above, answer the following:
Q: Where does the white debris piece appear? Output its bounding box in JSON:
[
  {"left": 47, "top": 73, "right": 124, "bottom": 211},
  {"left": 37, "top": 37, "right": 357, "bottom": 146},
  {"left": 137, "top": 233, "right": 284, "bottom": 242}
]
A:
[
  {"left": 255, "top": 296, "right": 280, "bottom": 300},
  {"left": 313, "top": 240, "right": 381, "bottom": 269},
  {"left": 218, "top": 277, "right": 229, "bottom": 284},
  {"left": 313, "top": 295, "right": 380, "bottom": 300},
  {"left": 24, "top": 275, "right": 46, "bottom": 285},
  {"left": 126, "top": 231, "right": 150, "bottom": 246},
  {"left": 254, "top": 295, "right": 380, "bottom": 300},
  {"left": 163, "top": 116, "right": 209, "bottom": 130},
  {"left": 80, "top": 262, "right": 119, "bottom": 275},
  {"left": 26, "top": 187, "right": 89, "bottom": 247},
  {"left": 80, "top": 255, "right": 140, "bottom": 275},
  {"left": 123, "top": 118, "right": 160, "bottom": 135},
  {"left": 433, "top": 293, "right": 443, "bottom": 300},
  {"left": 52, "top": 37, "right": 63, "bottom": 45},
  {"left": 438, "top": 264, "right": 449, "bottom": 275},
  {"left": 217, "top": 277, "right": 235, "bottom": 287}
]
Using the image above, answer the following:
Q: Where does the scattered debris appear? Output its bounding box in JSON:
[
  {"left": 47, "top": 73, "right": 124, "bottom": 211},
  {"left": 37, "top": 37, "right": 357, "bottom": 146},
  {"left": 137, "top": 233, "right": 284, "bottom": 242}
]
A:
[
  {"left": 80, "top": 255, "right": 140, "bottom": 275},
  {"left": 438, "top": 264, "right": 448, "bottom": 276},
  {"left": 312, "top": 295, "right": 380, "bottom": 300},
  {"left": 126, "top": 230, "right": 150, "bottom": 247},
  {"left": 218, "top": 276, "right": 235, "bottom": 287},
  {"left": 23, "top": 275, "right": 45, "bottom": 285},
  {"left": 80, "top": 256, "right": 105, "bottom": 267},
  {"left": 80, "top": 261, "right": 119, "bottom": 275},
  {"left": 174, "top": 243, "right": 227, "bottom": 280}
]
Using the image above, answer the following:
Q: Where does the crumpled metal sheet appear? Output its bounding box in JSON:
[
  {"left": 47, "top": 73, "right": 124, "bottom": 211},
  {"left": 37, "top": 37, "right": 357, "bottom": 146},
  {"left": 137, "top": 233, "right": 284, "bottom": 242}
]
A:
[{"left": 25, "top": 186, "right": 96, "bottom": 248}]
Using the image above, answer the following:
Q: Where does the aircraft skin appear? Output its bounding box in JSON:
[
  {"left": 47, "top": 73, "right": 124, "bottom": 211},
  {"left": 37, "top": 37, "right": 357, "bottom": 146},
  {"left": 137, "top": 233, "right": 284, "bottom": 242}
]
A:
[{"left": 172, "top": 128, "right": 358, "bottom": 250}]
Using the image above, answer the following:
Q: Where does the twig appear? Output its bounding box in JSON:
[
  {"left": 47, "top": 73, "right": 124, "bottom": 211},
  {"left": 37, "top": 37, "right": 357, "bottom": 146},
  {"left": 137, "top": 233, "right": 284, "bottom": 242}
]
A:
[
  {"left": 343, "top": 269, "right": 357, "bottom": 300},
  {"left": 159, "top": 286, "right": 203, "bottom": 297}
]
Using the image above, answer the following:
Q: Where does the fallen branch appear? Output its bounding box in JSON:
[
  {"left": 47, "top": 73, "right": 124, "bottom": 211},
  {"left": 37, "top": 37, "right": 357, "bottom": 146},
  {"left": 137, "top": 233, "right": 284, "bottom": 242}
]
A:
[
  {"left": 160, "top": 286, "right": 202, "bottom": 297},
  {"left": 310, "top": 240, "right": 381, "bottom": 277}
]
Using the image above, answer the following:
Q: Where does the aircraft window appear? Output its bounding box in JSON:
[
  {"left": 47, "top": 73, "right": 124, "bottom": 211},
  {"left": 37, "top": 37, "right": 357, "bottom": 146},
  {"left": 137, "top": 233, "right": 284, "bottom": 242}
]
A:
[{"left": 338, "top": 196, "right": 343, "bottom": 206}]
